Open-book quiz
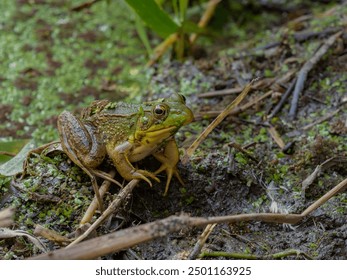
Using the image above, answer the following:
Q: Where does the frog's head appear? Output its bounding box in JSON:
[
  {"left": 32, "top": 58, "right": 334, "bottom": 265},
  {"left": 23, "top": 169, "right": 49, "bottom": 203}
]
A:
[{"left": 134, "top": 93, "right": 193, "bottom": 143}]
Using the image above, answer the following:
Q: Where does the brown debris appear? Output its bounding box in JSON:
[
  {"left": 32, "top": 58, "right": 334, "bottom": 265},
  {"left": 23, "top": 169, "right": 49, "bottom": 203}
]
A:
[{"left": 29, "top": 177, "right": 347, "bottom": 260}]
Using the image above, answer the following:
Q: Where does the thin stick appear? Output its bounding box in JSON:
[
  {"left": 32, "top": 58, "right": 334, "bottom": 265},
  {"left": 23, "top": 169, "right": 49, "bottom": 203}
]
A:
[
  {"left": 288, "top": 31, "right": 342, "bottom": 120},
  {"left": 198, "top": 87, "right": 245, "bottom": 98},
  {"left": 30, "top": 176, "right": 347, "bottom": 259},
  {"left": 233, "top": 90, "right": 273, "bottom": 115},
  {"left": 188, "top": 223, "right": 217, "bottom": 259},
  {"left": 67, "top": 179, "right": 139, "bottom": 248},
  {"left": 190, "top": 0, "right": 221, "bottom": 45},
  {"left": 147, "top": 33, "right": 178, "bottom": 67},
  {"left": 80, "top": 169, "right": 117, "bottom": 225},
  {"left": 182, "top": 80, "right": 255, "bottom": 163},
  {"left": 300, "top": 108, "right": 341, "bottom": 131},
  {"left": 195, "top": 90, "right": 273, "bottom": 120},
  {"left": 0, "top": 151, "right": 16, "bottom": 157},
  {"left": 301, "top": 177, "right": 347, "bottom": 217},
  {"left": 228, "top": 142, "right": 258, "bottom": 163},
  {"left": 198, "top": 72, "right": 294, "bottom": 99},
  {"left": 294, "top": 26, "right": 342, "bottom": 42},
  {"left": 27, "top": 213, "right": 302, "bottom": 260},
  {"left": 199, "top": 249, "right": 313, "bottom": 260},
  {"left": 71, "top": 0, "right": 103, "bottom": 11},
  {"left": 34, "top": 224, "right": 71, "bottom": 244},
  {"left": 267, "top": 125, "right": 285, "bottom": 149},
  {"left": 267, "top": 78, "right": 296, "bottom": 119}
]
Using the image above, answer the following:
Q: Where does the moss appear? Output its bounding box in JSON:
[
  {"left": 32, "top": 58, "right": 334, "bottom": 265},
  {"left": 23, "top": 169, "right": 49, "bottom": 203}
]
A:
[
  {"left": 254, "top": 127, "right": 268, "bottom": 142},
  {"left": 185, "top": 196, "right": 195, "bottom": 205},
  {"left": 0, "top": 0, "right": 149, "bottom": 143},
  {"left": 0, "top": 149, "right": 93, "bottom": 246}
]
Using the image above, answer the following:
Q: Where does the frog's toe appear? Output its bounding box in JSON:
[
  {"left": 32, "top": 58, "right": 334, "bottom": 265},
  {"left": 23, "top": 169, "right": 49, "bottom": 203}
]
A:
[
  {"left": 132, "top": 169, "right": 160, "bottom": 186},
  {"left": 155, "top": 165, "right": 184, "bottom": 196},
  {"left": 173, "top": 169, "right": 184, "bottom": 186}
]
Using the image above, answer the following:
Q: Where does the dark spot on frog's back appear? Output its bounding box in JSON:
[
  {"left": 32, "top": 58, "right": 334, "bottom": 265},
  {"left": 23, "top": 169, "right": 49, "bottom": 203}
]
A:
[{"left": 129, "top": 119, "right": 136, "bottom": 129}]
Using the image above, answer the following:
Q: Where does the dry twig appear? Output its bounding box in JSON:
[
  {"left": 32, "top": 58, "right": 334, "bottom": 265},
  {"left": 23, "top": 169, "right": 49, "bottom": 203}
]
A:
[
  {"left": 300, "top": 108, "right": 341, "bottom": 131},
  {"left": 198, "top": 69, "right": 295, "bottom": 99},
  {"left": 182, "top": 80, "right": 255, "bottom": 163},
  {"left": 190, "top": 0, "right": 221, "bottom": 45},
  {"left": 188, "top": 223, "right": 217, "bottom": 259},
  {"left": 227, "top": 142, "right": 258, "bottom": 163},
  {"left": 71, "top": 0, "right": 103, "bottom": 11},
  {"left": 267, "top": 78, "right": 296, "bottom": 119},
  {"left": 197, "top": 90, "right": 273, "bottom": 120},
  {"left": 199, "top": 249, "right": 313, "bottom": 260},
  {"left": 0, "top": 151, "right": 16, "bottom": 157},
  {"left": 294, "top": 27, "right": 342, "bottom": 42},
  {"left": 288, "top": 31, "right": 343, "bottom": 120},
  {"left": 67, "top": 179, "right": 139, "bottom": 248},
  {"left": 198, "top": 86, "right": 246, "bottom": 98},
  {"left": 34, "top": 224, "right": 71, "bottom": 244},
  {"left": 0, "top": 228, "right": 47, "bottom": 253},
  {"left": 267, "top": 125, "right": 285, "bottom": 149},
  {"left": 148, "top": 0, "right": 220, "bottom": 66},
  {"left": 29, "top": 177, "right": 347, "bottom": 260},
  {"left": 198, "top": 78, "right": 274, "bottom": 98},
  {"left": 301, "top": 157, "right": 347, "bottom": 191},
  {"left": 80, "top": 169, "right": 117, "bottom": 225}
]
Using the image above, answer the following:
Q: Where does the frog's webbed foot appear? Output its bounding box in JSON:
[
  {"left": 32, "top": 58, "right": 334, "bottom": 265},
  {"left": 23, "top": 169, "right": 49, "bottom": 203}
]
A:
[
  {"left": 154, "top": 162, "right": 184, "bottom": 196},
  {"left": 109, "top": 142, "right": 160, "bottom": 188}
]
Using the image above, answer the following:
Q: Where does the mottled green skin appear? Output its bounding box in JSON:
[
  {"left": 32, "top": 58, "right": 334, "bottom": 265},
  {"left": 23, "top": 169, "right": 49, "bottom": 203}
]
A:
[
  {"left": 86, "top": 102, "right": 139, "bottom": 146},
  {"left": 57, "top": 94, "right": 193, "bottom": 195}
]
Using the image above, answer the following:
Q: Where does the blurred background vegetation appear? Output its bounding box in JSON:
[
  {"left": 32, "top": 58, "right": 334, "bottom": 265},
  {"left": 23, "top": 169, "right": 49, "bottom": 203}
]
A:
[{"left": 0, "top": 0, "right": 344, "bottom": 162}]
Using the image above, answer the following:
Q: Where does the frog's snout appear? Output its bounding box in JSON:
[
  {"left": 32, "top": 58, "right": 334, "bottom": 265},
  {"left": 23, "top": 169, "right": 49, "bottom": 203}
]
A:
[{"left": 183, "top": 107, "right": 194, "bottom": 125}]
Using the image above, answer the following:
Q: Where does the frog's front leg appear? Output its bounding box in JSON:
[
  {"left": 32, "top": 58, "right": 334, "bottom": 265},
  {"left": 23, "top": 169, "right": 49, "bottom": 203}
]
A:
[
  {"left": 107, "top": 142, "right": 160, "bottom": 186},
  {"left": 153, "top": 138, "right": 184, "bottom": 196}
]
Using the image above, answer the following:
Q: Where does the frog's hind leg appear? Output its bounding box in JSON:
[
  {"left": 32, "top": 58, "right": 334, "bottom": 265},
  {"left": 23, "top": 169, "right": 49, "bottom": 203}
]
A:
[
  {"left": 91, "top": 169, "right": 123, "bottom": 188},
  {"left": 58, "top": 112, "right": 105, "bottom": 212},
  {"left": 60, "top": 138, "right": 104, "bottom": 212},
  {"left": 84, "top": 168, "right": 105, "bottom": 213}
]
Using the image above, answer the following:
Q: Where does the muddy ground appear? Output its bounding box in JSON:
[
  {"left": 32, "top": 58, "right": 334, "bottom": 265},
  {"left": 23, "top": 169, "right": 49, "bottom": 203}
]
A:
[{"left": 0, "top": 1, "right": 346, "bottom": 259}]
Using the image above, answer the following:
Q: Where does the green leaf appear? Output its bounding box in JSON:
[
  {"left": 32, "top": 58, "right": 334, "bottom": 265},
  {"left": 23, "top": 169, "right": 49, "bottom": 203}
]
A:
[
  {"left": 134, "top": 14, "right": 153, "bottom": 56},
  {"left": 179, "top": 0, "right": 189, "bottom": 23},
  {"left": 125, "top": 0, "right": 179, "bottom": 38},
  {"left": 0, "top": 139, "right": 31, "bottom": 164},
  {"left": 0, "top": 140, "right": 36, "bottom": 176},
  {"left": 181, "top": 20, "right": 205, "bottom": 34}
]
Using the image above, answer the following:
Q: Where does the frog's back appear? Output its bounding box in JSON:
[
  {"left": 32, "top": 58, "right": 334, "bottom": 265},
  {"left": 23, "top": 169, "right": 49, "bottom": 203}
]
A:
[
  {"left": 82, "top": 100, "right": 143, "bottom": 145},
  {"left": 102, "top": 102, "right": 143, "bottom": 116},
  {"left": 81, "top": 100, "right": 139, "bottom": 118}
]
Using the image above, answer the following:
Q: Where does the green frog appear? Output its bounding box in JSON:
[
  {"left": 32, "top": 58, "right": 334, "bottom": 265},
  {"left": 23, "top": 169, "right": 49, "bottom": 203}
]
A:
[{"left": 57, "top": 94, "right": 193, "bottom": 210}]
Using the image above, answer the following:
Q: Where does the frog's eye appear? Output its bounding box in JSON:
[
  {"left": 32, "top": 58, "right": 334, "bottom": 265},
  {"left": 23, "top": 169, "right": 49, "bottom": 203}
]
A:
[{"left": 153, "top": 104, "right": 167, "bottom": 118}]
